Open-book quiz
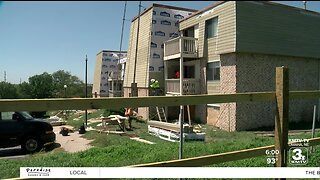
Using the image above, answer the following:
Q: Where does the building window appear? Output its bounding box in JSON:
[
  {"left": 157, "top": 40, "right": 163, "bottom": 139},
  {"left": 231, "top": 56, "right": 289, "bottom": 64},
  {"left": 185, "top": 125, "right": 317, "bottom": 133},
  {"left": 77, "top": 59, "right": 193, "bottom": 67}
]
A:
[
  {"left": 175, "top": 21, "right": 179, "bottom": 27},
  {"left": 153, "top": 11, "right": 156, "bottom": 15},
  {"left": 161, "top": 43, "right": 164, "bottom": 48},
  {"left": 158, "top": 66, "right": 164, "bottom": 71},
  {"left": 184, "top": 65, "right": 195, "bottom": 78},
  {"left": 151, "top": 42, "right": 157, "bottom": 48},
  {"left": 160, "top": 11, "right": 170, "bottom": 17},
  {"left": 152, "top": 20, "right": 157, "bottom": 24},
  {"left": 174, "top": 14, "right": 184, "bottom": 19},
  {"left": 207, "top": 61, "right": 220, "bottom": 81},
  {"left": 149, "top": 66, "right": 154, "bottom": 71},
  {"left": 183, "top": 26, "right": 194, "bottom": 37},
  {"left": 170, "top": 32, "right": 179, "bottom": 38},
  {"left": 153, "top": 53, "right": 160, "bottom": 59},
  {"left": 160, "top": 20, "right": 171, "bottom": 26},
  {"left": 205, "top": 17, "right": 218, "bottom": 38},
  {"left": 155, "top": 31, "right": 165, "bottom": 36}
]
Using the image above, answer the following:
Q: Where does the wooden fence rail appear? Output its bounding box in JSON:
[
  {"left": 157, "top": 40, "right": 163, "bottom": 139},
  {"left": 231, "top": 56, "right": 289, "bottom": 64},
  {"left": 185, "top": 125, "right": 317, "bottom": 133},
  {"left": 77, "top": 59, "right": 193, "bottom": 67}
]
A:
[
  {"left": 0, "top": 91, "right": 319, "bottom": 112},
  {"left": 131, "top": 137, "right": 320, "bottom": 167}
]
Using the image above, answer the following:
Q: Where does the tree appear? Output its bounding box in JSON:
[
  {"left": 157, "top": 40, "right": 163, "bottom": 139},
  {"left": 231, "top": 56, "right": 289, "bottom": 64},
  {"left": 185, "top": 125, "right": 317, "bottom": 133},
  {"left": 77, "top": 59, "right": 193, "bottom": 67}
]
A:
[
  {"left": 52, "top": 70, "right": 85, "bottom": 98},
  {"left": 17, "top": 82, "right": 32, "bottom": 98},
  {"left": 28, "top": 72, "right": 54, "bottom": 98},
  {"left": 0, "top": 82, "right": 19, "bottom": 99}
]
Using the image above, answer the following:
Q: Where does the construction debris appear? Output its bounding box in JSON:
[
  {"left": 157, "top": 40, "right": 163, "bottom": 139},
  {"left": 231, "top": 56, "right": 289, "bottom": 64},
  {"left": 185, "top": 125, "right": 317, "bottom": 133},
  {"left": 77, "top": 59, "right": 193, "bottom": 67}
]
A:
[{"left": 47, "top": 116, "right": 66, "bottom": 126}]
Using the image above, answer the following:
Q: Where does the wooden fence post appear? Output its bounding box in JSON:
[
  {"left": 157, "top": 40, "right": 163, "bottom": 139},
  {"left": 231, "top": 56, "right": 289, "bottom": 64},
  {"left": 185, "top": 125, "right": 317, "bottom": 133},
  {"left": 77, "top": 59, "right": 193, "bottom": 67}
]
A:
[{"left": 275, "top": 67, "right": 289, "bottom": 169}]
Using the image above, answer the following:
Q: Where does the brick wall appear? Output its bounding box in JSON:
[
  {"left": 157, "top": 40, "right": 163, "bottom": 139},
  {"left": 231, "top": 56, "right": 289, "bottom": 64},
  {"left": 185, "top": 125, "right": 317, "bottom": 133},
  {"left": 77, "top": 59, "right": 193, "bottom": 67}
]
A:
[{"left": 218, "top": 52, "right": 320, "bottom": 131}]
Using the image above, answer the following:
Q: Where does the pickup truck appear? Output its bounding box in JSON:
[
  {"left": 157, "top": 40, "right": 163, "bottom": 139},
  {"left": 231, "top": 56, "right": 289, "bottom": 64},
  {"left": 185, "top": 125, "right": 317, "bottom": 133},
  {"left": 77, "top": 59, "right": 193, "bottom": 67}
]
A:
[{"left": 0, "top": 111, "right": 56, "bottom": 153}]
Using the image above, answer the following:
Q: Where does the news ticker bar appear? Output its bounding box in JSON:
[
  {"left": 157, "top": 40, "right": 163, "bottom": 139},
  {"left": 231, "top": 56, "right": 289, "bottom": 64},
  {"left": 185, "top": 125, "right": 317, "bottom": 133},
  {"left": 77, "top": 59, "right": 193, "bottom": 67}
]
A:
[{"left": 20, "top": 167, "right": 320, "bottom": 178}]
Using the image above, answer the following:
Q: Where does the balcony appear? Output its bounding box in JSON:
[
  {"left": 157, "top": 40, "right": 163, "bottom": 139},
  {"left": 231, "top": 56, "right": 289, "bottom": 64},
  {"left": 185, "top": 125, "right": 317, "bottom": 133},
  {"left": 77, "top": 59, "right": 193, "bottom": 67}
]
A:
[
  {"left": 164, "top": 37, "right": 198, "bottom": 60},
  {"left": 166, "top": 79, "right": 200, "bottom": 95}
]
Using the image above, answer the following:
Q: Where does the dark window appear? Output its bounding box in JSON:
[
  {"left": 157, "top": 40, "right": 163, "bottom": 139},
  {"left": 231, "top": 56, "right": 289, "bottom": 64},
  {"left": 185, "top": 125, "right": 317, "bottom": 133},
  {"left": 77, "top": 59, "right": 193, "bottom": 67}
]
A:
[
  {"left": 205, "top": 17, "right": 218, "bottom": 38},
  {"left": 153, "top": 11, "right": 156, "bottom": 15},
  {"left": 161, "top": 44, "right": 164, "bottom": 48},
  {"left": 149, "top": 66, "right": 154, "bottom": 71},
  {"left": 188, "top": 12, "right": 192, "bottom": 15},
  {"left": 158, "top": 66, "right": 164, "bottom": 71},
  {"left": 183, "top": 26, "right": 194, "bottom": 37},
  {"left": 174, "top": 14, "right": 184, "bottom": 19},
  {"left": 175, "top": 21, "right": 179, "bottom": 27},
  {"left": 110, "top": 65, "right": 116, "bottom": 68},
  {"left": 207, "top": 61, "right": 220, "bottom": 81},
  {"left": 153, "top": 53, "right": 160, "bottom": 59},
  {"left": 151, "top": 31, "right": 153, "bottom": 35},
  {"left": 169, "top": 32, "right": 179, "bottom": 38},
  {"left": 151, "top": 42, "right": 157, "bottom": 48},
  {"left": 161, "top": 20, "right": 171, "bottom": 26},
  {"left": 152, "top": 20, "right": 156, "bottom": 24},
  {"left": 183, "top": 65, "right": 195, "bottom": 78},
  {"left": 155, "top": 31, "right": 165, "bottom": 36},
  {"left": 160, "top": 11, "right": 170, "bottom": 17},
  {"left": 102, "top": 65, "right": 108, "bottom": 68}
]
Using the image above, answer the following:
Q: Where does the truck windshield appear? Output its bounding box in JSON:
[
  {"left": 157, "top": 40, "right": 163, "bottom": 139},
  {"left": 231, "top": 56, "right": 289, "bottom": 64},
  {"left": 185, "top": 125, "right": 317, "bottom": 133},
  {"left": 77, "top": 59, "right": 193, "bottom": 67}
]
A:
[{"left": 18, "top": 111, "right": 33, "bottom": 120}]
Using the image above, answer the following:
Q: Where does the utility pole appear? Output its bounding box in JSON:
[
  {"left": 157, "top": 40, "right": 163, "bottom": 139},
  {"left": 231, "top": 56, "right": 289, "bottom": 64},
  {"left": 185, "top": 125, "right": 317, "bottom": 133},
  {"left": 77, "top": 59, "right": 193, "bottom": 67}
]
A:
[
  {"left": 303, "top": 1, "right": 307, "bottom": 10},
  {"left": 131, "top": 1, "right": 141, "bottom": 97},
  {"left": 118, "top": 1, "right": 127, "bottom": 61},
  {"left": 4, "top": 71, "right": 6, "bottom": 82},
  {"left": 85, "top": 55, "right": 88, "bottom": 127},
  {"left": 118, "top": 1, "right": 127, "bottom": 96}
]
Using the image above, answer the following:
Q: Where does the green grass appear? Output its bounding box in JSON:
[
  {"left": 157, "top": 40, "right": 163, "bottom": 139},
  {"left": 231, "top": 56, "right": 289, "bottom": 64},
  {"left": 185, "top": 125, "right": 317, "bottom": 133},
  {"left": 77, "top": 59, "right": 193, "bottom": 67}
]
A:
[{"left": 1, "top": 110, "right": 319, "bottom": 179}]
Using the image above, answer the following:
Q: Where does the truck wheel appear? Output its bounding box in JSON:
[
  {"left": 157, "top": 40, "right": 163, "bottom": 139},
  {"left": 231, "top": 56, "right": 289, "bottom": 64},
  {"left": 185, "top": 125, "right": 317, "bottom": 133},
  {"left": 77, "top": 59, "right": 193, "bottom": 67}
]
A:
[{"left": 22, "top": 136, "right": 43, "bottom": 153}]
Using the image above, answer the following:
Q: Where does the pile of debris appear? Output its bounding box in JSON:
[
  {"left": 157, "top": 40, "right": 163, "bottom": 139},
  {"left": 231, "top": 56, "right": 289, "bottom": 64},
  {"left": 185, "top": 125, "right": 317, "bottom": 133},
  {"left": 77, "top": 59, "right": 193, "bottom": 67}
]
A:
[
  {"left": 47, "top": 116, "right": 66, "bottom": 126},
  {"left": 147, "top": 121, "right": 206, "bottom": 142}
]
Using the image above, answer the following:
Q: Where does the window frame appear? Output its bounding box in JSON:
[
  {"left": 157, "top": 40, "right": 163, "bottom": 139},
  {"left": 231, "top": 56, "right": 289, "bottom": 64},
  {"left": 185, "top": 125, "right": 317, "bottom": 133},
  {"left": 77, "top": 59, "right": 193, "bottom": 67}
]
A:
[
  {"left": 205, "top": 17, "right": 218, "bottom": 38},
  {"left": 207, "top": 61, "right": 220, "bottom": 81}
]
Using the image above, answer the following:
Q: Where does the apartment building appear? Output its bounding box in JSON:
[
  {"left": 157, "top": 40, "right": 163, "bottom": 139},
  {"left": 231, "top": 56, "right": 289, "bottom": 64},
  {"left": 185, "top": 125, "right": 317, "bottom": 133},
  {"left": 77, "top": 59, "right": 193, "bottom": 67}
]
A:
[
  {"left": 123, "top": 3, "right": 197, "bottom": 119},
  {"left": 163, "top": 1, "right": 320, "bottom": 131},
  {"left": 92, "top": 50, "right": 127, "bottom": 97}
]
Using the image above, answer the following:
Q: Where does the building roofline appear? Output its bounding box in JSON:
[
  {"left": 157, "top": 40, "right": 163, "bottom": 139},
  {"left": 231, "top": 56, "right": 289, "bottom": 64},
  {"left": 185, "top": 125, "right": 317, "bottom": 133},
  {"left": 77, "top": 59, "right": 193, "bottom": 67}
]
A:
[
  {"left": 96, "top": 50, "right": 127, "bottom": 56},
  {"left": 131, "top": 3, "right": 198, "bottom": 22},
  {"left": 263, "top": 1, "right": 320, "bottom": 16},
  {"left": 179, "top": 1, "right": 225, "bottom": 23},
  {"left": 180, "top": 1, "right": 320, "bottom": 23}
]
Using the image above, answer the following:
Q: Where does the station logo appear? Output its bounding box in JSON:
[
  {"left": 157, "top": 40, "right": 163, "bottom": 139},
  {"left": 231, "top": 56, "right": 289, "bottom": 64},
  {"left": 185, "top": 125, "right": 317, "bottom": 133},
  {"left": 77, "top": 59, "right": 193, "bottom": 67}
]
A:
[{"left": 288, "top": 139, "right": 309, "bottom": 165}]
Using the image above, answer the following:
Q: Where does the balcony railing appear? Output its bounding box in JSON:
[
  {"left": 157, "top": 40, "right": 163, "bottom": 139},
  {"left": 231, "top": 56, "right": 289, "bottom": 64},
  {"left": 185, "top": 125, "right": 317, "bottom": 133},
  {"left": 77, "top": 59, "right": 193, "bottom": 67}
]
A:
[
  {"left": 166, "top": 79, "right": 200, "bottom": 95},
  {"left": 164, "top": 37, "right": 198, "bottom": 60}
]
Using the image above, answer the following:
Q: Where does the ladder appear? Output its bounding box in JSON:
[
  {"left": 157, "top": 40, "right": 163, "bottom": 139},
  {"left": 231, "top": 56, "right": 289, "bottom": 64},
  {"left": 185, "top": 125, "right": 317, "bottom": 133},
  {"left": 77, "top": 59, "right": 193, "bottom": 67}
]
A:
[{"left": 156, "top": 107, "right": 167, "bottom": 122}]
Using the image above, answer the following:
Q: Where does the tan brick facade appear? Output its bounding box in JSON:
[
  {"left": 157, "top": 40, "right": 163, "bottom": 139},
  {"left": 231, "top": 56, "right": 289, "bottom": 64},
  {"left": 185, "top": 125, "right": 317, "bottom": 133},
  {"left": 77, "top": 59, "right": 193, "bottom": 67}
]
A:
[{"left": 215, "top": 52, "right": 320, "bottom": 131}]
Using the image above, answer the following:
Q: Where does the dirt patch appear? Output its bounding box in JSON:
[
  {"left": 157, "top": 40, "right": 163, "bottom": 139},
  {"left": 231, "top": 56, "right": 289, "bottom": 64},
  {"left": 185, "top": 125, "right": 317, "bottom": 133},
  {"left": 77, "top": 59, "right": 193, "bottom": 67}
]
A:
[{"left": 53, "top": 126, "right": 93, "bottom": 153}]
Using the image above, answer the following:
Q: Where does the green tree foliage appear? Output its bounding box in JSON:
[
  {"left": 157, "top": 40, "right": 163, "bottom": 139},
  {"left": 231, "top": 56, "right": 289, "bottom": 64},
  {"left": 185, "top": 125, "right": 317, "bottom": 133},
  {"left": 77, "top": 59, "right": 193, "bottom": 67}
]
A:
[
  {"left": 0, "top": 70, "right": 88, "bottom": 99},
  {"left": 28, "top": 72, "right": 54, "bottom": 98},
  {"left": 17, "top": 82, "right": 32, "bottom": 98},
  {"left": 52, "top": 70, "right": 85, "bottom": 98},
  {"left": 0, "top": 82, "right": 19, "bottom": 98}
]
